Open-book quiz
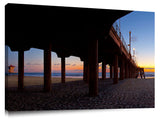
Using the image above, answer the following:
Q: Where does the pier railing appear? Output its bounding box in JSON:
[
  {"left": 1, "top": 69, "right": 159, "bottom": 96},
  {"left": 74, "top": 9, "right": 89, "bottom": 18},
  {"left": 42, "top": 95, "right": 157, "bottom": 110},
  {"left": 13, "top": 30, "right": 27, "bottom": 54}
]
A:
[
  {"left": 112, "top": 22, "right": 137, "bottom": 66},
  {"left": 112, "top": 22, "right": 129, "bottom": 54}
]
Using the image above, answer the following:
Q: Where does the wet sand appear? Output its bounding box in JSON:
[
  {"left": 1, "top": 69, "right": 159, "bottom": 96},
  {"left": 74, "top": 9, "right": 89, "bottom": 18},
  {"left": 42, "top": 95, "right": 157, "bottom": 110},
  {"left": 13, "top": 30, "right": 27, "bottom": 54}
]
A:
[{"left": 5, "top": 77, "right": 154, "bottom": 111}]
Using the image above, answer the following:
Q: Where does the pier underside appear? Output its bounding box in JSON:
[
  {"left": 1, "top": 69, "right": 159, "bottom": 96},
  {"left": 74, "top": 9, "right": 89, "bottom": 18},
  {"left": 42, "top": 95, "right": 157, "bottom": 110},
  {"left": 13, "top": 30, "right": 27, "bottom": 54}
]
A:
[{"left": 5, "top": 4, "right": 138, "bottom": 97}]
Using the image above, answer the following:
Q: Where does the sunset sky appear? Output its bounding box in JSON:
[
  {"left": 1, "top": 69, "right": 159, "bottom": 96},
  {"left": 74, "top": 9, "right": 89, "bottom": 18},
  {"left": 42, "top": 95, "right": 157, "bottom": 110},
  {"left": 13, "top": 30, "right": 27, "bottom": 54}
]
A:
[{"left": 5, "top": 11, "right": 154, "bottom": 73}]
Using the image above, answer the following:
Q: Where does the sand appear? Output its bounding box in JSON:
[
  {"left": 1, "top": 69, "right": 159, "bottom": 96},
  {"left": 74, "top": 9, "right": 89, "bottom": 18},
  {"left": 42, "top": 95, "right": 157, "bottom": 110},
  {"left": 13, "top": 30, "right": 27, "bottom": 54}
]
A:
[
  {"left": 5, "top": 76, "right": 82, "bottom": 88},
  {"left": 5, "top": 77, "right": 154, "bottom": 111}
]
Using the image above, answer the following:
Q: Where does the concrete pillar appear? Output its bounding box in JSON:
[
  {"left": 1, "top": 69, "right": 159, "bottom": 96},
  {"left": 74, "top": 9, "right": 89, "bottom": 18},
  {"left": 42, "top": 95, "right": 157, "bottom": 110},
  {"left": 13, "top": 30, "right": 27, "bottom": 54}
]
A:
[
  {"left": 44, "top": 44, "right": 52, "bottom": 92},
  {"left": 134, "top": 67, "right": 137, "bottom": 78},
  {"left": 133, "top": 66, "right": 136, "bottom": 78},
  {"left": 83, "top": 59, "right": 87, "bottom": 82},
  {"left": 86, "top": 61, "right": 90, "bottom": 83},
  {"left": 135, "top": 67, "right": 138, "bottom": 78},
  {"left": 83, "top": 60, "right": 86, "bottom": 82},
  {"left": 130, "top": 65, "right": 132, "bottom": 78},
  {"left": 134, "top": 67, "right": 136, "bottom": 78},
  {"left": 61, "top": 56, "right": 65, "bottom": 83},
  {"left": 128, "top": 64, "right": 131, "bottom": 78},
  {"left": 18, "top": 50, "right": 24, "bottom": 91},
  {"left": 130, "top": 65, "right": 133, "bottom": 78},
  {"left": 83, "top": 59, "right": 89, "bottom": 83},
  {"left": 110, "top": 65, "right": 113, "bottom": 79},
  {"left": 133, "top": 67, "right": 135, "bottom": 78},
  {"left": 125, "top": 62, "right": 128, "bottom": 78},
  {"left": 133, "top": 66, "right": 135, "bottom": 78},
  {"left": 88, "top": 39, "right": 98, "bottom": 97},
  {"left": 102, "top": 60, "right": 106, "bottom": 80},
  {"left": 120, "top": 59, "right": 124, "bottom": 80},
  {"left": 113, "top": 54, "right": 118, "bottom": 84}
]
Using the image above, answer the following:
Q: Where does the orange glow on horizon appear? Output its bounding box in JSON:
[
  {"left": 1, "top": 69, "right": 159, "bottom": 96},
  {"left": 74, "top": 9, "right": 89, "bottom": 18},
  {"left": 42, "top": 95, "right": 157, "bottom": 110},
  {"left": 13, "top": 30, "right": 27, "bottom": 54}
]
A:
[
  {"left": 138, "top": 65, "right": 155, "bottom": 73},
  {"left": 21, "top": 62, "right": 155, "bottom": 73},
  {"left": 144, "top": 68, "right": 155, "bottom": 72}
]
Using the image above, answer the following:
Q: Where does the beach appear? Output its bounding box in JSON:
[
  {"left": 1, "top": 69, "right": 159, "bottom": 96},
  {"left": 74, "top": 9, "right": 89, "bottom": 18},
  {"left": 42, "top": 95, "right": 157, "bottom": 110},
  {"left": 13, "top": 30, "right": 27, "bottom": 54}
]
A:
[
  {"left": 5, "top": 76, "right": 82, "bottom": 88},
  {"left": 5, "top": 76, "right": 154, "bottom": 111}
]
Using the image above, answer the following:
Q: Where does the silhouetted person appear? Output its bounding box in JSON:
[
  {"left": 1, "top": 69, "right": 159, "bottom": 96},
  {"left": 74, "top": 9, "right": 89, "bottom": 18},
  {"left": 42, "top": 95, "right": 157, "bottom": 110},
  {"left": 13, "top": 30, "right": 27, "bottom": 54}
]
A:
[
  {"left": 140, "top": 68, "right": 145, "bottom": 79},
  {"left": 143, "top": 70, "right": 145, "bottom": 79}
]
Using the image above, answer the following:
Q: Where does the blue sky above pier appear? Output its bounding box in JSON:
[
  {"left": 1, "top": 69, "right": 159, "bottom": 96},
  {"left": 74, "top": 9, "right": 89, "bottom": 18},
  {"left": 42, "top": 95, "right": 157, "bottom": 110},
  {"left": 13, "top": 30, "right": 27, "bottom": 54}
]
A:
[{"left": 115, "top": 11, "right": 154, "bottom": 68}]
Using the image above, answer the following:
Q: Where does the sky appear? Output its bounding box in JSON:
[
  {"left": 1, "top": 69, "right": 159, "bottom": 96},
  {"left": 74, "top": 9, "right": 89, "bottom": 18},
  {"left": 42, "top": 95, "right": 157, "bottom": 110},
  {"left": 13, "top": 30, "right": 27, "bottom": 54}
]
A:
[
  {"left": 5, "top": 11, "right": 155, "bottom": 73},
  {"left": 117, "top": 11, "right": 155, "bottom": 69}
]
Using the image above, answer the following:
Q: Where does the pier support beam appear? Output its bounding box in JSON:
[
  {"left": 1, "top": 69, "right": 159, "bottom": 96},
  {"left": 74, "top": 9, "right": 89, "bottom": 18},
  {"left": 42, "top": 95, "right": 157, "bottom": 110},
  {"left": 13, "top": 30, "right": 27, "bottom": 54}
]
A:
[
  {"left": 83, "top": 60, "right": 86, "bottom": 82},
  {"left": 130, "top": 65, "right": 133, "bottom": 78},
  {"left": 86, "top": 61, "right": 90, "bottom": 83},
  {"left": 83, "top": 59, "right": 87, "bottom": 82},
  {"left": 44, "top": 44, "right": 52, "bottom": 92},
  {"left": 102, "top": 60, "right": 106, "bottom": 80},
  {"left": 18, "top": 50, "right": 24, "bottom": 91},
  {"left": 134, "top": 67, "right": 137, "bottom": 78},
  {"left": 133, "top": 67, "right": 136, "bottom": 78},
  {"left": 110, "top": 65, "right": 113, "bottom": 79},
  {"left": 125, "top": 62, "right": 128, "bottom": 78},
  {"left": 120, "top": 59, "right": 124, "bottom": 80},
  {"left": 113, "top": 54, "right": 118, "bottom": 84},
  {"left": 128, "top": 64, "right": 131, "bottom": 78},
  {"left": 88, "top": 39, "right": 98, "bottom": 97},
  {"left": 83, "top": 59, "right": 89, "bottom": 83},
  {"left": 61, "top": 56, "right": 65, "bottom": 83}
]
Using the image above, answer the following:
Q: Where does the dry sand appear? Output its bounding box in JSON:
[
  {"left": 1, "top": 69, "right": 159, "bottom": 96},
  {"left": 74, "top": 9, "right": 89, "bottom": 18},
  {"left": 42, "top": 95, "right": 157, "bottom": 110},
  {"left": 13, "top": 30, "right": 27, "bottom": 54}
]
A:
[{"left": 5, "top": 75, "right": 82, "bottom": 87}]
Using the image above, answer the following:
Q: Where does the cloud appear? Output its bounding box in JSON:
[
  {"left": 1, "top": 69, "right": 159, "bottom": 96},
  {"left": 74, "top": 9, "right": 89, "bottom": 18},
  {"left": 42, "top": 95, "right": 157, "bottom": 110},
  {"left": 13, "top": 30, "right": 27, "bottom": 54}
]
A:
[
  {"left": 26, "top": 63, "right": 31, "bottom": 65},
  {"left": 72, "top": 64, "right": 76, "bottom": 66},
  {"left": 33, "top": 63, "right": 41, "bottom": 65},
  {"left": 54, "top": 63, "right": 60, "bottom": 65},
  {"left": 26, "top": 62, "right": 41, "bottom": 65},
  {"left": 74, "top": 69, "right": 83, "bottom": 72},
  {"left": 54, "top": 63, "right": 71, "bottom": 66}
]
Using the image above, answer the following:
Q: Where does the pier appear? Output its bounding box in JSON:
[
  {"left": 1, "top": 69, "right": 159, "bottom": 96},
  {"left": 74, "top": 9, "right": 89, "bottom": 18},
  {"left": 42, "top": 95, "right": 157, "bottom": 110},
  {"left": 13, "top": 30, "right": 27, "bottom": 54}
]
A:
[{"left": 6, "top": 4, "right": 139, "bottom": 97}]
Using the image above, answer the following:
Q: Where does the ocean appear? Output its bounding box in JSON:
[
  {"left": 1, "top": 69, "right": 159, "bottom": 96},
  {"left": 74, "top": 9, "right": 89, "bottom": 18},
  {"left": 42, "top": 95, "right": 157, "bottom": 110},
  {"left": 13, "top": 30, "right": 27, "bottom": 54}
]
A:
[{"left": 6, "top": 72, "right": 154, "bottom": 79}]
